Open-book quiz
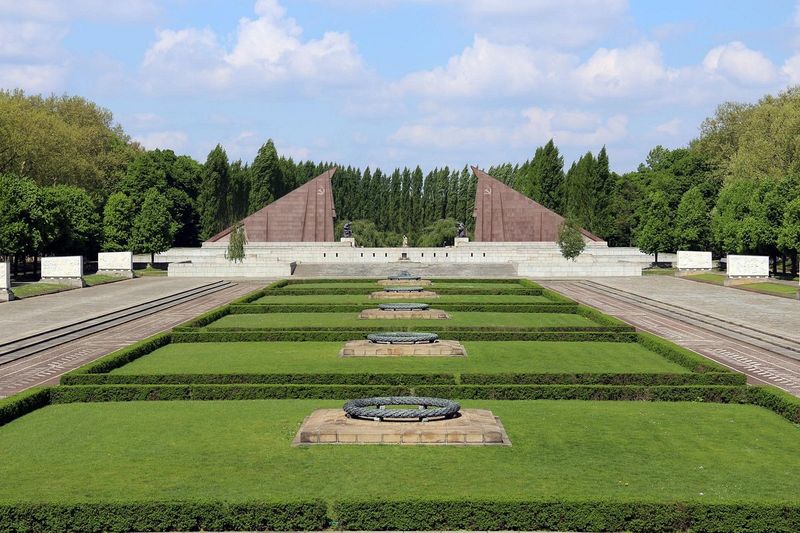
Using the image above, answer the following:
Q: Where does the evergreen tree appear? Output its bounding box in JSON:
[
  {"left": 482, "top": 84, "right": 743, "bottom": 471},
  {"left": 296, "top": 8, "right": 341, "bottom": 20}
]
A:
[
  {"left": 636, "top": 190, "right": 673, "bottom": 263},
  {"left": 593, "top": 146, "right": 613, "bottom": 237},
  {"left": 564, "top": 152, "right": 595, "bottom": 230},
  {"left": 248, "top": 140, "right": 281, "bottom": 214},
  {"left": 410, "top": 166, "right": 424, "bottom": 229},
  {"left": 102, "top": 192, "right": 134, "bottom": 252},
  {"left": 674, "top": 187, "right": 710, "bottom": 250},
  {"left": 198, "top": 145, "right": 230, "bottom": 240},
  {"left": 446, "top": 169, "right": 459, "bottom": 220},
  {"left": 228, "top": 160, "right": 251, "bottom": 223},
  {"left": 388, "top": 169, "right": 402, "bottom": 232},
  {"left": 538, "top": 140, "right": 565, "bottom": 212},
  {"left": 400, "top": 168, "right": 412, "bottom": 233},
  {"left": 130, "top": 188, "right": 176, "bottom": 266}
]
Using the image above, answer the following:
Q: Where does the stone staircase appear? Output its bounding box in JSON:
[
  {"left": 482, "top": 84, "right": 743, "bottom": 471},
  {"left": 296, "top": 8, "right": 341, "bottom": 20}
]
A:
[{"left": 292, "top": 261, "right": 518, "bottom": 278}]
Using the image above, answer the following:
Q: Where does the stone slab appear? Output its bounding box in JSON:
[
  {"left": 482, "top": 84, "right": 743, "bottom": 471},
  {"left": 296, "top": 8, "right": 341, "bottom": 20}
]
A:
[
  {"left": 0, "top": 262, "right": 13, "bottom": 300},
  {"left": 340, "top": 339, "right": 466, "bottom": 357},
  {"left": 41, "top": 256, "right": 83, "bottom": 280},
  {"left": 98, "top": 251, "right": 133, "bottom": 272},
  {"left": 370, "top": 290, "right": 438, "bottom": 299},
  {"left": 377, "top": 279, "right": 432, "bottom": 286},
  {"left": 358, "top": 309, "right": 449, "bottom": 319},
  {"left": 293, "top": 408, "right": 511, "bottom": 446},
  {"left": 677, "top": 250, "right": 712, "bottom": 270},
  {"left": 727, "top": 254, "right": 769, "bottom": 278}
]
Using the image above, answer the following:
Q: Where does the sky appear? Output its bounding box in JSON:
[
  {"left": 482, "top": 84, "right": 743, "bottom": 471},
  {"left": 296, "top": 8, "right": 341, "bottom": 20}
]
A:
[{"left": 1, "top": 0, "right": 799, "bottom": 174}]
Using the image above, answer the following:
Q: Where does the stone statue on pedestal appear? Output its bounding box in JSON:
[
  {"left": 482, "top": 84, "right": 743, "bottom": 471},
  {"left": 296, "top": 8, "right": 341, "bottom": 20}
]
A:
[
  {"left": 343, "top": 222, "right": 352, "bottom": 238},
  {"left": 457, "top": 222, "right": 466, "bottom": 238},
  {"left": 402, "top": 235, "right": 408, "bottom": 247}
]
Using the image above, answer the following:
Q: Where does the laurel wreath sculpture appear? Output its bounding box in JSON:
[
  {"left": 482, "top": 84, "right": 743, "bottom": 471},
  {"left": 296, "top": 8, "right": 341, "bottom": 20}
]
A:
[
  {"left": 388, "top": 271, "right": 421, "bottom": 281},
  {"left": 384, "top": 286, "right": 424, "bottom": 292},
  {"left": 378, "top": 303, "right": 430, "bottom": 311},
  {"left": 343, "top": 396, "right": 461, "bottom": 421},
  {"left": 366, "top": 332, "right": 439, "bottom": 344}
]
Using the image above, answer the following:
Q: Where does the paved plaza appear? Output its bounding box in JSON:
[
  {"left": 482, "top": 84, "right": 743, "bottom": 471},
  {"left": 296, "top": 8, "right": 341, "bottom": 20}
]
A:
[{"left": 541, "top": 277, "right": 800, "bottom": 397}]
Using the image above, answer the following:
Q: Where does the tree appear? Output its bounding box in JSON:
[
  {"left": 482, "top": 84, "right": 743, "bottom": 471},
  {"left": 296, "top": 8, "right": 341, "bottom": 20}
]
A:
[
  {"left": 198, "top": 145, "right": 230, "bottom": 240},
  {"left": 102, "top": 192, "right": 135, "bottom": 252},
  {"left": 636, "top": 191, "right": 673, "bottom": 263},
  {"left": 564, "top": 152, "right": 595, "bottom": 230},
  {"left": 43, "top": 185, "right": 100, "bottom": 256},
  {"left": 416, "top": 218, "right": 459, "bottom": 247},
  {"left": 778, "top": 197, "right": 800, "bottom": 257},
  {"left": 673, "top": 187, "right": 710, "bottom": 251},
  {"left": 0, "top": 174, "right": 49, "bottom": 261},
  {"left": 557, "top": 219, "right": 586, "bottom": 261},
  {"left": 130, "top": 188, "right": 176, "bottom": 266},
  {"left": 249, "top": 140, "right": 283, "bottom": 213},
  {"left": 225, "top": 223, "right": 247, "bottom": 263},
  {"left": 517, "top": 140, "right": 564, "bottom": 212}
]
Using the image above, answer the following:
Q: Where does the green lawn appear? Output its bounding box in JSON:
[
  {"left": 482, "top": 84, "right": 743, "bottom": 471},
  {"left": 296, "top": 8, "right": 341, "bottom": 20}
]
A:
[
  {"left": 134, "top": 267, "right": 167, "bottom": 277},
  {"left": 10, "top": 282, "right": 73, "bottom": 298},
  {"left": 253, "top": 294, "right": 552, "bottom": 304},
  {"left": 84, "top": 273, "right": 126, "bottom": 287},
  {"left": 642, "top": 267, "right": 676, "bottom": 276},
  {"left": 110, "top": 340, "right": 688, "bottom": 375},
  {"left": 686, "top": 273, "right": 726, "bottom": 285},
  {"left": 739, "top": 282, "right": 798, "bottom": 297},
  {"left": 0, "top": 400, "right": 797, "bottom": 503},
  {"left": 206, "top": 311, "right": 597, "bottom": 329}
]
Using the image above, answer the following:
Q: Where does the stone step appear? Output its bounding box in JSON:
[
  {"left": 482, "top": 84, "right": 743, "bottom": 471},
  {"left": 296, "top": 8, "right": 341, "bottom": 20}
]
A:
[{"left": 292, "top": 261, "right": 518, "bottom": 278}]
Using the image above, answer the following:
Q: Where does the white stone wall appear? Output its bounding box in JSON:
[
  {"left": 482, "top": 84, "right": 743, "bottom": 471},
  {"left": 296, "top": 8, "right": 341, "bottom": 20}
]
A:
[
  {"left": 41, "top": 256, "right": 83, "bottom": 278},
  {"left": 0, "top": 262, "right": 10, "bottom": 290},
  {"left": 727, "top": 255, "right": 769, "bottom": 277},
  {"left": 677, "top": 251, "right": 712, "bottom": 270},
  {"left": 98, "top": 251, "right": 133, "bottom": 271}
]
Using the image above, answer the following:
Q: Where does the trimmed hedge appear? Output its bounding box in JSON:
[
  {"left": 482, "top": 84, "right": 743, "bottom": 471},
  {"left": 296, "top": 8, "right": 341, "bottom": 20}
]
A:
[
  {"left": 746, "top": 385, "right": 800, "bottom": 424},
  {"left": 203, "top": 324, "right": 635, "bottom": 333},
  {"left": 273, "top": 287, "right": 545, "bottom": 296},
  {"left": 460, "top": 372, "right": 745, "bottom": 386},
  {"left": 637, "top": 331, "right": 731, "bottom": 373},
  {"left": 62, "top": 373, "right": 455, "bottom": 386},
  {"left": 171, "top": 330, "right": 638, "bottom": 343},
  {"left": 332, "top": 499, "right": 800, "bottom": 532},
  {"left": 229, "top": 302, "right": 579, "bottom": 314},
  {"left": 62, "top": 333, "right": 172, "bottom": 377},
  {"left": 0, "top": 500, "right": 327, "bottom": 532},
  {"left": 576, "top": 304, "right": 631, "bottom": 327},
  {"left": 0, "top": 388, "right": 51, "bottom": 427}
]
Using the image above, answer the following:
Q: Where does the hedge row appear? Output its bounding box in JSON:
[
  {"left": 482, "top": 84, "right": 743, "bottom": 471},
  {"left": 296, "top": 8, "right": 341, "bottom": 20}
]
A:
[
  {"left": 0, "top": 500, "right": 327, "bottom": 532},
  {"left": 171, "top": 330, "right": 638, "bottom": 343},
  {"left": 270, "top": 287, "right": 545, "bottom": 296},
  {"left": 280, "top": 277, "right": 532, "bottom": 286},
  {"left": 576, "top": 304, "right": 631, "bottom": 327},
  {"left": 62, "top": 373, "right": 455, "bottom": 386},
  {"left": 460, "top": 372, "right": 745, "bottom": 386},
  {"left": 204, "top": 324, "right": 634, "bottom": 333},
  {"left": 0, "top": 388, "right": 50, "bottom": 427},
  {"left": 228, "top": 302, "right": 579, "bottom": 314},
  {"left": 332, "top": 499, "right": 800, "bottom": 532},
  {"left": 64, "top": 332, "right": 172, "bottom": 376},
  {"left": 636, "top": 331, "right": 731, "bottom": 373}
]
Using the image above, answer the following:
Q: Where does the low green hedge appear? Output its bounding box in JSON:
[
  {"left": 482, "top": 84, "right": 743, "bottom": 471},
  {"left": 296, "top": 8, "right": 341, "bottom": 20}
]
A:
[
  {"left": 204, "top": 324, "right": 634, "bottom": 333},
  {"left": 171, "top": 330, "right": 638, "bottom": 343},
  {"left": 63, "top": 333, "right": 172, "bottom": 376},
  {"left": 637, "top": 332, "right": 731, "bottom": 373},
  {"left": 0, "top": 500, "right": 327, "bottom": 532},
  {"left": 460, "top": 372, "right": 745, "bottom": 386},
  {"left": 332, "top": 499, "right": 800, "bottom": 532},
  {"left": 62, "top": 373, "right": 455, "bottom": 386},
  {"left": 746, "top": 385, "right": 800, "bottom": 424},
  {"left": 0, "top": 388, "right": 51, "bottom": 427},
  {"left": 576, "top": 304, "right": 630, "bottom": 327},
  {"left": 229, "top": 302, "right": 579, "bottom": 313},
  {"left": 540, "top": 288, "right": 575, "bottom": 304},
  {"left": 270, "top": 287, "right": 545, "bottom": 296}
]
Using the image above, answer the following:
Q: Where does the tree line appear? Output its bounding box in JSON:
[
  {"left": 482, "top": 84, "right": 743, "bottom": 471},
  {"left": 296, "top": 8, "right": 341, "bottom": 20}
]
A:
[{"left": 1, "top": 87, "right": 799, "bottom": 273}]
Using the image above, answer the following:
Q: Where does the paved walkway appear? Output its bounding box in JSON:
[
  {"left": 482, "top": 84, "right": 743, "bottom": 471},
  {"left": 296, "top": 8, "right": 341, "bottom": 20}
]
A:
[
  {"left": 540, "top": 277, "right": 800, "bottom": 397},
  {"left": 0, "top": 281, "right": 261, "bottom": 398},
  {"left": 0, "top": 277, "right": 213, "bottom": 344}
]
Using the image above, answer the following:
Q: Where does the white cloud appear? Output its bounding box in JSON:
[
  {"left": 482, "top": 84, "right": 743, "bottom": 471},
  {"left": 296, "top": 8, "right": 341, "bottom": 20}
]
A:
[
  {"left": 141, "top": 0, "right": 366, "bottom": 92},
  {"left": 390, "top": 123, "right": 505, "bottom": 149},
  {"left": 0, "top": 64, "right": 66, "bottom": 92},
  {"left": 0, "top": 0, "right": 160, "bottom": 22},
  {"left": 782, "top": 54, "right": 800, "bottom": 84},
  {"left": 655, "top": 118, "right": 682, "bottom": 136},
  {"left": 573, "top": 41, "right": 677, "bottom": 98},
  {"left": 702, "top": 41, "right": 777, "bottom": 85},
  {"left": 515, "top": 107, "right": 627, "bottom": 146},
  {"left": 135, "top": 130, "right": 189, "bottom": 151}
]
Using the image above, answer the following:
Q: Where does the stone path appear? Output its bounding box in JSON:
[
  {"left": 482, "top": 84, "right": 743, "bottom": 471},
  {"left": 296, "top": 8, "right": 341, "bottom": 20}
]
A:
[
  {"left": 0, "top": 282, "right": 260, "bottom": 398},
  {"left": 540, "top": 278, "right": 800, "bottom": 397}
]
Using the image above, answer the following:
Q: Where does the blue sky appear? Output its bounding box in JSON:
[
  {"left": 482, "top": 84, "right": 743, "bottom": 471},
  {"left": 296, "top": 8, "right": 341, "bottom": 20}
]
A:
[{"left": 1, "top": 0, "right": 799, "bottom": 173}]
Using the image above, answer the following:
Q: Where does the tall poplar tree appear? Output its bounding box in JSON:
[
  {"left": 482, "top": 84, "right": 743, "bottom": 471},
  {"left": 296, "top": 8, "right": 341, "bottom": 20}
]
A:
[
  {"left": 198, "top": 144, "right": 230, "bottom": 241},
  {"left": 248, "top": 140, "right": 282, "bottom": 214}
]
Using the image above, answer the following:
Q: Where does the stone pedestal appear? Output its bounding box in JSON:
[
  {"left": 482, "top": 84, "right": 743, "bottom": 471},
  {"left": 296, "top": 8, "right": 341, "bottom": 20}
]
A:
[
  {"left": 293, "top": 408, "right": 510, "bottom": 446},
  {"left": 340, "top": 237, "right": 355, "bottom": 247},
  {"left": 727, "top": 255, "right": 769, "bottom": 278},
  {"left": 370, "top": 290, "right": 438, "bottom": 299},
  {"left": 358, "top": 309, "right": 449, "bottom": 319},
  {"left": 340, "top": 340, "right": 466, "bottom": 357},
  {"left": 41, "top": 256, "right": 84, "bottom": 288},
  {"left": 0, "top": 262, "right": 14, "bottom": 302},
  {"left": 376, "top": 279, "right": 431, "bottom": 286},
  {"left": 98, "top": 251, "right": 134, "bottom": 278},
  {"left": 454, "top": 237, "right": 469, "bottom": 247}
]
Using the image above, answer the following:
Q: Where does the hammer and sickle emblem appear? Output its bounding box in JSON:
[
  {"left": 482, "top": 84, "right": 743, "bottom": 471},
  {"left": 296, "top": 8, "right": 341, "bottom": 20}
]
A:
[
  {"left": 317, "top": 187, "right": 325, "bottom": 195},
  {"left": 484, "top": 187, "right": 492, "bottom": 195}
]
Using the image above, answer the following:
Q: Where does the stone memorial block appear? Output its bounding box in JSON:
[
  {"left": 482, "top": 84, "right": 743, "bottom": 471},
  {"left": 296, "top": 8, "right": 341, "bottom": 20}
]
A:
[
  {"left": 727, "top": 255, "right": 769, "bottom": 278},
  {"left": 0, "top": 262, "right": 13, "bottom": 301},
  {"left": 41, "top": 256, "right": 84, "bottom": 287},
  {"left": 677, "top": 250, "right": 712, "bottom": 270},
  {"left": 98, "top": 251, "right": 134, "bottom": 278}
]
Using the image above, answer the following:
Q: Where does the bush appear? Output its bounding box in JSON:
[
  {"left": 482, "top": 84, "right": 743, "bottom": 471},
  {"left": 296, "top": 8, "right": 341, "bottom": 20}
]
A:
[
  {"left": 460, "top": 373, "right": 745, "bottom": 386},
  {"left": 229, "top": 303, "right": 579, "bottom": 314},
  {"left": 62, "top": 373, "right": 456, "bottom": 386},
  {"left": 332, "top": 499, "right": 800, "bottom": 532},
  {"left": 637, "top": 332, "right": 731, "bottom": 373},
  {"left": 63, "top": 333, "right": 172, "bottom": 376},
  {"left": 0, "top": 388, "right": 51, "bottom": 427},
  {"left": 0, "top": 500, "right": 327, "bottom": 532},
  {"left": 746, "top": 385, "right": 800, "bottom": 424},
  {"left": 269, "top": 287, "right": 545, "bottom": 296}
]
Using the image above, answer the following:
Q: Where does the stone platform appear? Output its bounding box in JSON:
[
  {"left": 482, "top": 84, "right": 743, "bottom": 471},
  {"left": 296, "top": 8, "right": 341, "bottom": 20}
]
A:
[
  {"left": 377, "top": 279, "right": 432, "bottom": 286},
  {"left": 293, "top": 408, "right": 510, "bottom": 446},
  {"left": 369, "top": 290, "right": 438, "bottom": 299},
  {"left": 358, "top": 309, "right": 449, "bottom": 319},
  {"left": 340, "top": 340, "right": 466, "bottom": 357}
]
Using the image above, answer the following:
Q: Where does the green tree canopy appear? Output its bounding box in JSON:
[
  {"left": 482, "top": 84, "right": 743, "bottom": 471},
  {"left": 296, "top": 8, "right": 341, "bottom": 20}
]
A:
[
  {"left": 43, "top": 185, "right": 100, "bottom": 256},
  {"left": 0, "top": 174, "right": 49, "bottom": 259},
  {"left": 198, "top": 145, "right": 230, "bottom": 240},
  {"left": 130, "top": 188, "right": 176, "bottom": 264},
  {"left": 102, "top": 192, "right": 135, "bottom": 252},
  {"left": 635, "top": 190, "right": 673, "bottom": 263},
  {"left": 249, "top": 140, "right": 282, "bottom": 214},
  {"left": 557, "top": 219, "right": 586, "bottom": 261},
  {"left": 673, "top": 187, "right": 710, "bottom": 251}
]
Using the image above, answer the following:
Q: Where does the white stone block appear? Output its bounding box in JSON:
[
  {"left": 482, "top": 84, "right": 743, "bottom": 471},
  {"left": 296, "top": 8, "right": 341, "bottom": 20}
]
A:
[
  {"left": 340, "top": 238, "right": 355, "bottom": 247},
  {"left": 677, "top": 250, "right": 712, "bottom": 270},
  {"left": 727, "top": 254, "right": 769, "bottom": 278},
  {"left": 0, "top": 262, "right": 9, "bottom": 290},
  {"left": 454, "top": 237, "right": 469, "bottom": 247},
  {"left": 98, "top": 251, "right": 133, "bottom": 271},
  {"left": 41, "top": 256, "right": 83, "bottom": 278}
]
